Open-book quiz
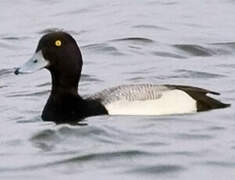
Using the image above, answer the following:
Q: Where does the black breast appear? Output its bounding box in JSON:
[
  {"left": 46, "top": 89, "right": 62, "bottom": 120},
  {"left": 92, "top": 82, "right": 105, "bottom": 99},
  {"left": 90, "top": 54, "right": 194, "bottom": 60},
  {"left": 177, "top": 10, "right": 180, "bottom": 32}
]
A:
[{"left": 42, "top": 94, "right": 108, "bottom": 124}]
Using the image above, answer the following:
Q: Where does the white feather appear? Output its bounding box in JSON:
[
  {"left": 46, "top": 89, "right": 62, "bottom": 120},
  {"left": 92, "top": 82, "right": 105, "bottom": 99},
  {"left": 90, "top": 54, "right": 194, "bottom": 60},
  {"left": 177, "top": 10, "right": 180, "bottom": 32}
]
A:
[{"left": 105, "top": 90, "right": 197, "bottom": 115}]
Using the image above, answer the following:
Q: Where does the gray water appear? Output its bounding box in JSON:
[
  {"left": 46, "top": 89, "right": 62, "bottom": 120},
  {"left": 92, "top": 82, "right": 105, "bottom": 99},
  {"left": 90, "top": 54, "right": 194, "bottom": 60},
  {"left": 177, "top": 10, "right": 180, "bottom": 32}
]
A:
[{"left": 1, "top": 0, "right": 235, "bottom": 179}]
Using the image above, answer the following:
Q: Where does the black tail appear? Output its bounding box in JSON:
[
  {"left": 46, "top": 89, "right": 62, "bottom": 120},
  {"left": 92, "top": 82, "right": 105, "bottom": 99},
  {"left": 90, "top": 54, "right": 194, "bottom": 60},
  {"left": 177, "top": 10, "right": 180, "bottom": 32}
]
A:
[
  {"left": 165, "top": 85, "right": 230, "bottom": 112},
  {"left": 197, "top": 95, "right": 230, "bottom": 112},
  {"left": 188, "top": 92, "right": 230, "bottom": 112}
]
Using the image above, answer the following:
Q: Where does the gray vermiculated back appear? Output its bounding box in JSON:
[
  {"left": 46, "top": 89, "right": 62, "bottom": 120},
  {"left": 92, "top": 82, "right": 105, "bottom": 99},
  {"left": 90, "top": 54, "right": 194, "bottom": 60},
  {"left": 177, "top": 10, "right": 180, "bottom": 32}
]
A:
[{"left": 88, "top": 84, "right": 171, "bottom": 105}]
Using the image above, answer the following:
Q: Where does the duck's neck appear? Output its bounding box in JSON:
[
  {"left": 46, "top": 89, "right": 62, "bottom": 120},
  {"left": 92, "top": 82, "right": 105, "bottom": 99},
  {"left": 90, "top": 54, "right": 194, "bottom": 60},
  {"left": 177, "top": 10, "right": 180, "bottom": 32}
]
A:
[
  {"left": 50, "top": 70, "right": 80, "bottom": 97},
  {"left": 42, "top": 70, "right": 108, "bottom": 123}
]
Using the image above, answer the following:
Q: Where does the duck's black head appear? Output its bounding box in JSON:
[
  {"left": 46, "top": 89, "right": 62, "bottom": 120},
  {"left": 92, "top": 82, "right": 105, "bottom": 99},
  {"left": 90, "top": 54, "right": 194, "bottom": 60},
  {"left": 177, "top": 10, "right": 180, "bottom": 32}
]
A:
[
  {"left": 15, "top": 31, "right": 83, "bottom": 94},
  {"left": 15, "top": 31, "right": 108, "bottom": 123}
]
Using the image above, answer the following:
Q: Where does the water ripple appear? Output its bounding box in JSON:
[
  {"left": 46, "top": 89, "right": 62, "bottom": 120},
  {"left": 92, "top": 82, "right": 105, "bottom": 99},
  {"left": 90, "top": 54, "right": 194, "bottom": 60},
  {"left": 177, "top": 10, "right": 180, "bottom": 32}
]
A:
[
  {"left": 110, "top": 37, "right": 155, "bottom": 44},
  {"left": 0, "top": 149, "right": 154, "bottom": 172},
  {"left": 83, "top": 43, "right": 124, "bottom": 56},
  {"left": 174, "top": 69, "right": 226, "bottom": 79},
  {"left": 152, "top": 51, "right": 186, "bottom": 59},
  {"left": 36, "top": 82, "right": 51, "bottom": 88},
  {"left": 52, "top": 8, "right": 89, "bottom": 17},
  {"left": 173, "top": 133, "right": 214, "bottom": 140},
  {"left": 132, "top": 25, "right": 169, "bottom": 31},
  {"left": 211, "top": 42, "right": 235, "bottom": 49},
  {"left": 203, "top": 161, "right": 235, "bottom": 167},
  {"left": 0, "top": 68, "right": 13, "bottom": 77},
  {"left": 81, "top": 74, "right": 104, "bottom": 82},
  {"left": 7, "top": 90, "right": 50, "bottom": 97},
  {"left": 125, "top": 164, "right": 185, "bottom": 175},
  {"left": 1, "top": 36, "right": 30, "bottom": 41},
  {"left": 174, "top": 44, "right": 215, "bottom": 56},
  {"left": 61, "top": 150, "right": 151, "bottom": 163}
]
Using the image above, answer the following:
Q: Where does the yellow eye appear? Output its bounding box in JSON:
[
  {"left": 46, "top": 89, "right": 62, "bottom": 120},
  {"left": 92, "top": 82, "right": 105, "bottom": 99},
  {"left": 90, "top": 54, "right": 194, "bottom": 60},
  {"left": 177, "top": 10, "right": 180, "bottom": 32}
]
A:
[{"left": 55, "top": 40, "right": 62, "bottom": 47}]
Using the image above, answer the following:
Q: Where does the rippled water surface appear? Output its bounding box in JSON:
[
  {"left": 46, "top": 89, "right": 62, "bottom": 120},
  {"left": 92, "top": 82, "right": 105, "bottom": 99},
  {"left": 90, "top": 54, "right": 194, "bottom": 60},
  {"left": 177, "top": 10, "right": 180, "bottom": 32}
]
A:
[{"left": 1, "top": 0, "right": 235, "bottom": 179}]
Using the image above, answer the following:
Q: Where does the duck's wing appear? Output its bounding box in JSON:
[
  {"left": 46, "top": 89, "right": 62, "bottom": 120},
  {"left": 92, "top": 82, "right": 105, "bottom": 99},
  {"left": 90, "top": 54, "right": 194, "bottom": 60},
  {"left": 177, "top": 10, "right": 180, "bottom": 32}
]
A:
[
  {"left": 165, "top": 84, "right": 220, "bottom": 95},
  {"left": 87, "top": 84, "right": 170, "bottom": 105}
]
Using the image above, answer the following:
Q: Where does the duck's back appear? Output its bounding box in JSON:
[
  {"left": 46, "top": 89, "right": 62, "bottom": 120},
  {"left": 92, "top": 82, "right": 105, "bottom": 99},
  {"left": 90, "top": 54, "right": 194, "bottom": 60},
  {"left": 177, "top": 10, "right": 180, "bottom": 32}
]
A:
[{"left": 87, "top": 84, "right": 229, "bottom": 115}]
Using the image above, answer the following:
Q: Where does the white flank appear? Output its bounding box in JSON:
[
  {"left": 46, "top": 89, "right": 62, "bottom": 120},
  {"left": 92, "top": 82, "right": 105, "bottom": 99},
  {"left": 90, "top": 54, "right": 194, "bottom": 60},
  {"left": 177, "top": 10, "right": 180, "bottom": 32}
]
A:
[{"left": 105, "top": 90, "right": 197, "bottom": 115}]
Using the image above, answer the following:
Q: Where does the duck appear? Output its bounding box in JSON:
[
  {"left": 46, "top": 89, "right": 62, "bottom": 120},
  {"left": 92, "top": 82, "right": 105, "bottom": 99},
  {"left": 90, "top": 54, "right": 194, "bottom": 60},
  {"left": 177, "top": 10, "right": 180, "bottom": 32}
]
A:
[{"left": 14, "top": 31, "right": 230, "bottom": 123}]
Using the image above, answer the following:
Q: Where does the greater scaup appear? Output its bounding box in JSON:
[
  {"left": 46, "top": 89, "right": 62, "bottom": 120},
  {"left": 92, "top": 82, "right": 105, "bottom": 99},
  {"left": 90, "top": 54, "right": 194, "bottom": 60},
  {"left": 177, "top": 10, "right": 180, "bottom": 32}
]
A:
[{"left": 14, "top": 32, "right": 230, "bottom": 123}]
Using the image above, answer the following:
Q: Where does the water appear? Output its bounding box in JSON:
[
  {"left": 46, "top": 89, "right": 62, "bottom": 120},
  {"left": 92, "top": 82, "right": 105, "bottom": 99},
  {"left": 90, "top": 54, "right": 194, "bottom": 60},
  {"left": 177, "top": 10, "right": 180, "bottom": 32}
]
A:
[{"left": 0, "top": 0, "right": 235, "bottom": 179}]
